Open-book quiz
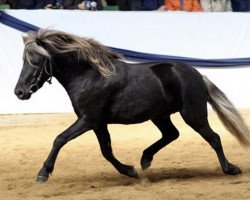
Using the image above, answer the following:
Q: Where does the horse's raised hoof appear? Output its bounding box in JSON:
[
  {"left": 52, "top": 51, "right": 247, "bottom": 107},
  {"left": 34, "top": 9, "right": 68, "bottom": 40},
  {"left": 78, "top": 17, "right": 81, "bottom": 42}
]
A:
[
  {"left": 140, "top": 158, "right": 152, "bottom": 170},
  {"left": 140, "top": 154, "right": 153, "bottom": 170},
  {"left": 224, "top": 164, "right": 242, "bottom": 175},
  {"left": 127, "top": 167, "right": 139, "bottom": 179},
  {"left": 36, "top": 175, "right": 49, "bottom": 183}
]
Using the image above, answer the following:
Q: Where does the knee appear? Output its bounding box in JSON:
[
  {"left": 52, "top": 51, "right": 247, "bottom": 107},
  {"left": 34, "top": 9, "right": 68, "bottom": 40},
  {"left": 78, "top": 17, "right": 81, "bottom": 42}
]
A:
[
  {"left": 167, "top": 130, "right": 179, "bottom": 141},
  {"left": 53, "top": 136, "right": 67, "bottom": 148},
  {"left": 172, "top": 130, "right": 180, "bottom": 141},
  {"left": 160, "top": 130, "right": 179, "bottom": 143}
]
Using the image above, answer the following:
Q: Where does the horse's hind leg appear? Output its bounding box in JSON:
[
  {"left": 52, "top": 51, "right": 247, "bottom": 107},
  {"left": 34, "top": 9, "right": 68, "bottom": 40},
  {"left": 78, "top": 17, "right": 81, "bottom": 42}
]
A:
[
  {"left": 141, "top": 116, "right": 179, "bottom": 170},
  {"left": 180, "top": 104, "right": 242, "bottom": 175},
  {"left": 94, "top": 124, "right": 138, "bottom": 178}
]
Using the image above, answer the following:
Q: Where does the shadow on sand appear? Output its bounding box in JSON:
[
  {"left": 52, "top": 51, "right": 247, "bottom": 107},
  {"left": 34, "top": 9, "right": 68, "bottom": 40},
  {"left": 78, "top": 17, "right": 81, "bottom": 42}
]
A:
[{"left": 50, "top": 166, "right": 248, "bottom": 188}]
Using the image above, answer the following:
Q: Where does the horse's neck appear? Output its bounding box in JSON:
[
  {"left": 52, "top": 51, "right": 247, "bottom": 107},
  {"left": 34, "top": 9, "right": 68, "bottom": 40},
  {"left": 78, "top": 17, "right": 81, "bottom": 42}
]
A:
[{"left": 52, "top": 59, "right": 95, "bottom": 93}]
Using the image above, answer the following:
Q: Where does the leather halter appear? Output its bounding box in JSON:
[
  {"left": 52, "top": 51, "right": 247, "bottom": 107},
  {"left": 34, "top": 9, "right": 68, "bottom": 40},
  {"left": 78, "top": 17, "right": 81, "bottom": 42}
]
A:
[{"left": 29, "top": 59, "right": 53, "bottom": 94}]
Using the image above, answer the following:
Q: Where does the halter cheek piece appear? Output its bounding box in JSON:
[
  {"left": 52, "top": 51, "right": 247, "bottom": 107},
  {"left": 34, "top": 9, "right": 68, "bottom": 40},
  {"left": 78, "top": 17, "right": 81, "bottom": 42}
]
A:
[{"left": 29, "top": 59, "right": 53, "bottom": 94}]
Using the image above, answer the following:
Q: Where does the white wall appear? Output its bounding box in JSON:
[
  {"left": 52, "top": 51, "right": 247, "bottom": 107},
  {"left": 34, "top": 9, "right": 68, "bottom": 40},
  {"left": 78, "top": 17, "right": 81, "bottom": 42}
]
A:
[{"left": 0, "top": 10, "right": 250, "bottom": 114}]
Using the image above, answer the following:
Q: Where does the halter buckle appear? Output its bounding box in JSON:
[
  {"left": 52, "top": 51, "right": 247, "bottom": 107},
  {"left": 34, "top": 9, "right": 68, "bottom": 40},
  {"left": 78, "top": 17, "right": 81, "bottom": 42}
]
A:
[{"left": 29, "top": 84, "right": 39, "bottom": 94}]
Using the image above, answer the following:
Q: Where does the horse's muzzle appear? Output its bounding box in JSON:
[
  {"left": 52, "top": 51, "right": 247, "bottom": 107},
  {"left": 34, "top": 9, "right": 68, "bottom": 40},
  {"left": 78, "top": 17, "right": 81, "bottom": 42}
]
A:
[{"left": 14, "top": 88, "right": 32, "bottom": 100}]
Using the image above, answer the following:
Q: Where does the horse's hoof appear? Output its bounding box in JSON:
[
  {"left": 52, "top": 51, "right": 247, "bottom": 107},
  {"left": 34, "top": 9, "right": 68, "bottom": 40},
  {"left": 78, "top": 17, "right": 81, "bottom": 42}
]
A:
[
  {"left": 224, "top": 164, "right": 242, "bottom": 175},
  {"left": 141, "top": 158, "right": 151, "bottom": 170},
  {"left": 127, "top": 167, "right": 139, "bottom": 179},
  {"left": 36, "top": 175, "right": 48, "bottom": 183}
]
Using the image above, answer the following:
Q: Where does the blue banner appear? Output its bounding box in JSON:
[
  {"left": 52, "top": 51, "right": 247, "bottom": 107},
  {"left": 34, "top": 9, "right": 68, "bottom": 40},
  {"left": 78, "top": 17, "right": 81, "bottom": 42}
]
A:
[{"left": 1, "top": 10, "right": 250, "bottom": 67}]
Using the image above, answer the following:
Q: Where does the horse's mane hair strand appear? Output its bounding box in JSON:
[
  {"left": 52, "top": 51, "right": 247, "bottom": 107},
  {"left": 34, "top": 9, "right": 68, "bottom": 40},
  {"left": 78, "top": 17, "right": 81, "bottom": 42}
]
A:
[{"left": 23, "top": 29, "right": 123, "bottom": 77}]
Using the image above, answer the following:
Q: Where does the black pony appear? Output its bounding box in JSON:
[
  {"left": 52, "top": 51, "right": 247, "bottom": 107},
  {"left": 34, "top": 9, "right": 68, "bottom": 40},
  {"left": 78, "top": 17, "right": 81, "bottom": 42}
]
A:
[{"left": 14, "top": 29, "right": 250, "bottom": 183}]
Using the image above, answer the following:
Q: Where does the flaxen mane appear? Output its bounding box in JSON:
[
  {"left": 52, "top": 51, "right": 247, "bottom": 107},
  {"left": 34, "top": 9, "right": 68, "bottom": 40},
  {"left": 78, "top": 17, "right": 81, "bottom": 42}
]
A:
[{"left": 23, "top": 29, "right": 123, "bottom": 77}]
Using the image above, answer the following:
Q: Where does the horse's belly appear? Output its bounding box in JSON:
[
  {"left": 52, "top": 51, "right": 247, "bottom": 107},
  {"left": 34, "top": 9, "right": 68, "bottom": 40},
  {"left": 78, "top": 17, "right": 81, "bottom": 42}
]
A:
[{"left": 107, "top": 96, "right": 169, "bottom": 124}]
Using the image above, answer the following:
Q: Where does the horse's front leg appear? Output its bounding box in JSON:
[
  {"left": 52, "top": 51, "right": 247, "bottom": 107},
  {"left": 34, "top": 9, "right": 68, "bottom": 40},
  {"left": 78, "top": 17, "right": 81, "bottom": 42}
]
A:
[
  {"left": 36, "top": 117, "right": 90, "bottom": 183},
  {"left": 94, "top": 124, "right": 138, "bottom": 178}
]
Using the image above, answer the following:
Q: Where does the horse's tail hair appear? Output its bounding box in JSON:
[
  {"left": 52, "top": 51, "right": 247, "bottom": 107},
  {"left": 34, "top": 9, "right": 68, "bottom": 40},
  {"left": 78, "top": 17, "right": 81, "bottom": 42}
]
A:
[{"left": 203, "top": 76, "right": 250, "bottom": 148}]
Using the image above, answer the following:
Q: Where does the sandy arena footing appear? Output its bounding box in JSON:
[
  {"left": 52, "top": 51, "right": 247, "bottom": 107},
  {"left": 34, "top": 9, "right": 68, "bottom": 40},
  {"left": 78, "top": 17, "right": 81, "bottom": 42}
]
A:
[{"left": 0, "top": 110, "right": 250, "bottom": 200}]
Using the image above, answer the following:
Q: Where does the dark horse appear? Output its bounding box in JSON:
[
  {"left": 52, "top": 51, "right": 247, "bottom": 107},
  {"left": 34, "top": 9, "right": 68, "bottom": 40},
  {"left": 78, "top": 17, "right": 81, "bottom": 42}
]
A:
[{"left": 14, "top": 29, "right": 250, "bottom": 183}]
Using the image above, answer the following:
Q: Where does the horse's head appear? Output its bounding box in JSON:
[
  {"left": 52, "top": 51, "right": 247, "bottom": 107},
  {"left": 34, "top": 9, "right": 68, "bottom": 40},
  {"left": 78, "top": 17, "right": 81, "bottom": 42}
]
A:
[
  {"left": 14, "top": 28, "right": 122, "bottom": 100},
  {"left": 14, "top": 34, "right": 52, "bottom": 100}
]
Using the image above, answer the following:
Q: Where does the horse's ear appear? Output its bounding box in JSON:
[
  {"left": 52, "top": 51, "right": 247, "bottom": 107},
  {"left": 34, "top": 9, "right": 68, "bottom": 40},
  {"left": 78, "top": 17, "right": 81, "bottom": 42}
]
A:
[{"left": 22, "top": 36, "right": 28, "bottom": 44}]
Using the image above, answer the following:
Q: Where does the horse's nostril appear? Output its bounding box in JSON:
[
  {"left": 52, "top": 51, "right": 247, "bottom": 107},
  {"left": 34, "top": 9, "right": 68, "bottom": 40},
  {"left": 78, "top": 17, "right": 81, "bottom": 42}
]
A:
[{"left": 16, "top": 90, "right": 24, "bottom": 98}]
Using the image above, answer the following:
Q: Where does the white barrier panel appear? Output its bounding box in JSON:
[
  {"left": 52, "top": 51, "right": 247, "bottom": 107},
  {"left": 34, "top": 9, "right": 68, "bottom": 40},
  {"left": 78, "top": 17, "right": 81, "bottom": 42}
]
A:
[{"left": 0, "top": 10, "right": 250, "bottom": 114}]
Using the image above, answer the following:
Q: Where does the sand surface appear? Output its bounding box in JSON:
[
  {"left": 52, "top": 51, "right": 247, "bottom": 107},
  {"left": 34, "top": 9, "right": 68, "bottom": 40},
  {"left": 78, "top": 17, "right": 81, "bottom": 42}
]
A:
[{"left": 0, "top": 110, "right": 250, "bottom": 200}]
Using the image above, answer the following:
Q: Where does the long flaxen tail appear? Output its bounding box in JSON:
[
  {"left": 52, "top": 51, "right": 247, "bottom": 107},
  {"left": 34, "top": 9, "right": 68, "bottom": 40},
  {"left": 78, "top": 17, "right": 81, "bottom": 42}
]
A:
[{"left": 203, "top": 76, "right": 250, "bottom": 148}]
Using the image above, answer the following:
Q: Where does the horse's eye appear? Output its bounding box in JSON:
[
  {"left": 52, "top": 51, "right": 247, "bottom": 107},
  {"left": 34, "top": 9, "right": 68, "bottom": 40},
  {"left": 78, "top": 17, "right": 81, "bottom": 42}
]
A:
[
  {"left": 32, "top": 57, "right": 42, "bottom": 66},
  {"left": 32, "top": 60, "right": 40, "bottom": 65}
]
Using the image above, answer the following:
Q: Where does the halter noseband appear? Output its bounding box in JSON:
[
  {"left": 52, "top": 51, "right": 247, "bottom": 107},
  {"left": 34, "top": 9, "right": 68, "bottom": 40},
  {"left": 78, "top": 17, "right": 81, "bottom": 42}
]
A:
[{"left": 29, "top": 59, "right": 53, "bottom": 94}]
